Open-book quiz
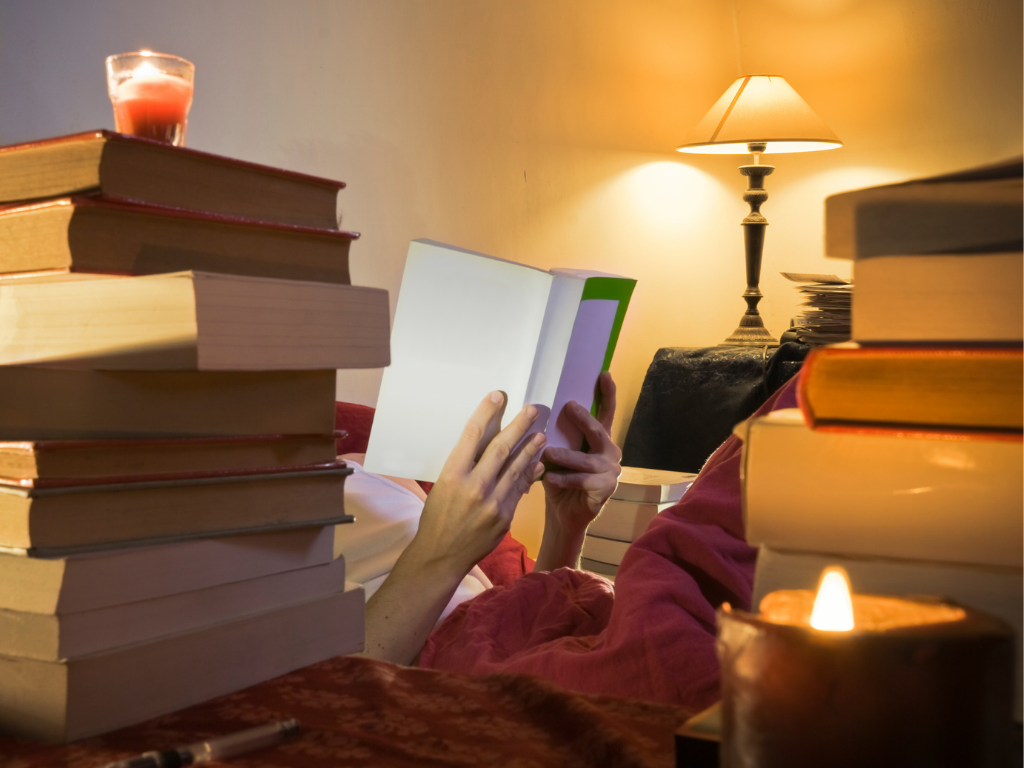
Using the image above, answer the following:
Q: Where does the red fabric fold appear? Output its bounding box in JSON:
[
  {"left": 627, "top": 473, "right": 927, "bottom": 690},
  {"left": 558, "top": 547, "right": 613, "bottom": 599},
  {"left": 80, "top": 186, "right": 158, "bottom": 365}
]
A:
[{"left": 420, "top": 376, "right": 799, "bottom": 709}]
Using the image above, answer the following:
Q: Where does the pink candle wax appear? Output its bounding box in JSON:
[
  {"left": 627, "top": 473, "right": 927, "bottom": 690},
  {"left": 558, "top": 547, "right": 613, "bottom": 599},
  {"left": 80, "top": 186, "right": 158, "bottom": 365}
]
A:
[{"left": 113, "top": 71, "right": 193, "bottom": 145}]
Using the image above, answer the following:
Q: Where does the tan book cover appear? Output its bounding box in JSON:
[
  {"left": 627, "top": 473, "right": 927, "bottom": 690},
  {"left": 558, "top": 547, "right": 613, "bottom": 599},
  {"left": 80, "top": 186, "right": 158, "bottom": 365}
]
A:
[
  {"left": 0, "top": 271, "right": 390, "bottom": 371},
  {"left": 741, "top": 409, "right": 1023, "bottom": 568}
]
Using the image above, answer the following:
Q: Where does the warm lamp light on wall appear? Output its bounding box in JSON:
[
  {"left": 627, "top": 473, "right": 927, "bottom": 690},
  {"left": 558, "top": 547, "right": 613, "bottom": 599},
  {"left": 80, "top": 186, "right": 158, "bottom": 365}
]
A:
[{"left": 677, "top": 75, "right": 841, "bottom": 346}]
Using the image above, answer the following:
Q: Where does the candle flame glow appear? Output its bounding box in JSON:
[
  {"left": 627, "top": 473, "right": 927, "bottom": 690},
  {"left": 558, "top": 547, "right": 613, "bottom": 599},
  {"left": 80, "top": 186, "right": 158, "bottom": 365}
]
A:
[
  {"left": 132, "top": 61, "right": 160, "bottom": 78},
  {"left": 810, "top": 567, "right": 855, "bottom": 631}
]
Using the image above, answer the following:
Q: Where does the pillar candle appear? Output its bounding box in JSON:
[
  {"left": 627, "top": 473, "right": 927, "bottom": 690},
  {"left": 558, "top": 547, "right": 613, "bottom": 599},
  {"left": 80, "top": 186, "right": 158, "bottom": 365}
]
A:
[
  {"left": 113, "top": 70, "right": 193, "bottom": 145},
  {"left": 717, "top": 579, "right": 1014, "bottom": 768}
]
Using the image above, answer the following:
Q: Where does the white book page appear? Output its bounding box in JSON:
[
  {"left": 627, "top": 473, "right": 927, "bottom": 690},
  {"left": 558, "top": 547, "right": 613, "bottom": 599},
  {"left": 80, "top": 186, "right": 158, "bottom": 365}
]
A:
[
  {"left": 523, "top": 274, "right": 584, "bottom": 407},
  {"left": 545, "top": 299, "right": 618, "bottom": 451},
  {"left": 364, "top": 240, "right": 553, "bottom": 482}
]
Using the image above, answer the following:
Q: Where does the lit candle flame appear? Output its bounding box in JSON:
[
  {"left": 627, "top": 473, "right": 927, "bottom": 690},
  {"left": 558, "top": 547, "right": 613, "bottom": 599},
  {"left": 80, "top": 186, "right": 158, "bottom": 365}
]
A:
[
  {"left": 131, "top": 61, "right": 161, "bottom": 78},
  {"left": 809, "top": 567, "right": 855, "bottom": 631}
]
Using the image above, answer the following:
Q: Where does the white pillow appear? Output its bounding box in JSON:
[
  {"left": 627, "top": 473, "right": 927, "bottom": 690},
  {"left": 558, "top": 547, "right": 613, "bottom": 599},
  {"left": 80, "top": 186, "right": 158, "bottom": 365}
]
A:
[{"left": 335, "top": 459, "right": 492, "bottom": 624}]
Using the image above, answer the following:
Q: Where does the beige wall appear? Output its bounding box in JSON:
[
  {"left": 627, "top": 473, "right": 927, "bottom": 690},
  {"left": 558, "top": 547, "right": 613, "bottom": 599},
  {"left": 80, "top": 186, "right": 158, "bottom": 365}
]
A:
[{"left": 1, "top": 0, "right": 1019, "bottom": 554}]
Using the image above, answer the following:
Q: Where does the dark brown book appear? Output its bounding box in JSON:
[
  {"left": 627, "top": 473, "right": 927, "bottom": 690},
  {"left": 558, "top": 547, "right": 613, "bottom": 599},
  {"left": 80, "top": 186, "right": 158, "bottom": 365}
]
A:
[
  {"left": 0, "top": 462, "right": 353, "bottom": 555},
  {"left": 0, "top": 432, "right": 344, "bottom": 481},
  {"left": 0, "top": 196, "right": 355, "bottom": 283},
  {"left": 0, "top": 367, "right": 338, "bottom": 440},
  {"left": 0, "top": 130, "right": 345, "bottom": 229}
]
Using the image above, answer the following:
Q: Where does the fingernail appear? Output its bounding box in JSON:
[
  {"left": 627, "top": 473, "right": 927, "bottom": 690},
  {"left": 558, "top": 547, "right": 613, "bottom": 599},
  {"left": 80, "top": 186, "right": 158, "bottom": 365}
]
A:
[
  {"left": 533, "top": 462, "right": 545, "bottom": 480},
  {"left": 490, "top": 391, "right": 504, "bottom": 404},
  {"left": 525, "top": 404, "right": 538, "bottom": 419},
  {"left": 531, "top": 432, "right": 546, "bottom": 446}
]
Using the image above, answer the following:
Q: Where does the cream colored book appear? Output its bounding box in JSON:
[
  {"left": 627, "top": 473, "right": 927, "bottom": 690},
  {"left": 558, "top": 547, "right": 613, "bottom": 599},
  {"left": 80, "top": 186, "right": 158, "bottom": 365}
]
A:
[
  {"left": 0, "top": 555, "right": 347, "bottom": 660},
  {"left": 588, "top": 497, "right": 680, "bottom": 543},
  {"left": 853, "top": 252, "right": 1022, "bottom": 344},
  {"left": 0, "top": 583, "right": 364, "bottom": 743},
  {"left": 0, "top": 525, "right": 336, "bottom": 614},
  {"left": 611, "top": 466, "right": 697, "bottom": 504},
  {"left": 0, "top": 463, "right": 352, "bottom": 555},
  {"left": 741, "top": 409, "right": 1024, "bottom": 568},
  {"left": 581, "top": 534, "right": 630, "bottom": 566},
  {"left": 0, "top": 270, "right": 390, "bottom": 370}
]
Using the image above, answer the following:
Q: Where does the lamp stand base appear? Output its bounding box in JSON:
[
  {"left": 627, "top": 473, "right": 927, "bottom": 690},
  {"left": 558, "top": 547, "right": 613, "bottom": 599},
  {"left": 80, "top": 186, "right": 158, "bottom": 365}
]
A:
[{"left": 723, "top": 311, "right": 778, "bottom": 346}]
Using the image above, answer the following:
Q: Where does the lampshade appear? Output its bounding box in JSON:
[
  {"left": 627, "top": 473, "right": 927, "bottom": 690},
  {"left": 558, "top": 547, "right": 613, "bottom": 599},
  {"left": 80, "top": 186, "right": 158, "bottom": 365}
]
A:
[{"left": 677, "top": 75, "right": 841, "bottom": 155}]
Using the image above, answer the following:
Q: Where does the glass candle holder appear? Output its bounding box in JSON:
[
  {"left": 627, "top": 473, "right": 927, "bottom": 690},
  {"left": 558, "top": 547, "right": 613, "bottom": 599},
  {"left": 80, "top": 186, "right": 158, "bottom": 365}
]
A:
[{"left": 106, "top": 51, "right": 194, "bottom": 146}]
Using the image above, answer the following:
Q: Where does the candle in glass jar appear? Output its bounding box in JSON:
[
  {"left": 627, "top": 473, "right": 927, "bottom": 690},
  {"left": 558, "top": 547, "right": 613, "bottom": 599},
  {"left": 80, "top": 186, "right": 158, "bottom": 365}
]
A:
[
  {"left": 717, "top": 567, "right": 1013, "bottom": 768},
  {"left": 106, "top": 51, "right": 194, "bottom": 146},
  {"left": 113, "top": 66, "right": 193, "bottom": 145}
]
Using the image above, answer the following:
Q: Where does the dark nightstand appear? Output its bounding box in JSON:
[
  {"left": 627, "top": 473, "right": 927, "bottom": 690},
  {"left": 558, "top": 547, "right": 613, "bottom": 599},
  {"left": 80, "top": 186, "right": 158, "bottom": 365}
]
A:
[{"left": 622, "top": 342, "right": 808, "bottom": 473}]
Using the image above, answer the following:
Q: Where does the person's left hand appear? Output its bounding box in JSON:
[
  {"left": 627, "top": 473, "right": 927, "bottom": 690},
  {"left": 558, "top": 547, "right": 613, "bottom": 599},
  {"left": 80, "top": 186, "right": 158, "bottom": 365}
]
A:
[{"left": 541, "top": 371, "right": 622, "bottom": 534}]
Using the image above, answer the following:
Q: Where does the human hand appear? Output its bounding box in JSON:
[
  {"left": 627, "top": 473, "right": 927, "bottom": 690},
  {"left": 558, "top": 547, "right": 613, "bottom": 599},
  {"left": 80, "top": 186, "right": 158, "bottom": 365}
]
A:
[
  {"left": 406, "top": 390, "right": 546, "bottom": 577},
  {"left": 541, "top": 371, "right": 622, "bottom": 535}
]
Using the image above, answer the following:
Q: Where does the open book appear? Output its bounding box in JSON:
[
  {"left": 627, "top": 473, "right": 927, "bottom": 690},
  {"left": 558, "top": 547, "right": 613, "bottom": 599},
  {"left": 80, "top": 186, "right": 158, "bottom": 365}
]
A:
[{"left": 364, "top": 240, "right": 635, "bottom": 482}]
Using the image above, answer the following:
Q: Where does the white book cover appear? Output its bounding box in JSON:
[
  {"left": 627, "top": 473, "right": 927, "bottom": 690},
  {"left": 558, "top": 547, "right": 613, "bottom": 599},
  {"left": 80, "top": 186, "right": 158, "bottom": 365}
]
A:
[{"left": 364, "top": 240, "right": 635, "bottom": 482}]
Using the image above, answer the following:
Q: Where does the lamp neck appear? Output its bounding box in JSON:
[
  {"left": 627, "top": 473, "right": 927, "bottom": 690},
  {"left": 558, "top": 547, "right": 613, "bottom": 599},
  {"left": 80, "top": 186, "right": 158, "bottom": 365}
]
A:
[{"left": 747, "top": 141, "right": 767, "bottom": 165}]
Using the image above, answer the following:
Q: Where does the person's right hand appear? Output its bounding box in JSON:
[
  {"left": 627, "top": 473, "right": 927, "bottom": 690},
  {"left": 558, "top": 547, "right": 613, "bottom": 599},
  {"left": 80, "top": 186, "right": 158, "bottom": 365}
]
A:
[{"left": 405, "top": 390, "right": 546, "bottom": 576}]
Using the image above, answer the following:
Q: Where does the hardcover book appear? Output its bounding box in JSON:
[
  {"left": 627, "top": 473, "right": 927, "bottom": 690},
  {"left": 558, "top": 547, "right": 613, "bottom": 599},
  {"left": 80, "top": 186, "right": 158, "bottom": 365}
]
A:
[
  {"left": 741, "top": 409, "right": 1023, "bottom": 568},
  {"left": 852, "top": 251, "right": 1022, "bottom": 344},
  {"left": 0, "top": 196, "right": 356, "bottom": 283},
  {"left": 0, "top": 270, "right": 391, "bottom": 371},
  {"left": 612, "top": 466, "right": 696, "bottom": 504},
  {"left": 0, "top": 433, "right": 342, "bottom": 481},
  {"left": 824, "top": 158, "right": 1023, "bottom": 260},
  {"left": 0, "top": 584, "right": 365, "bottom": 743},
  {"left": 0, "top": 525, "right": 337, "bottom": 614},
  {"left": 0, "top": 555, "right": 348, "bottom": 661},
  {"left": 0, "top": 462, "right": 354, "bottom": 555},
  {"left": 797, "top": 343, "right": 1022, "bottom": 434},
  {"left": 0, "top": 130, "right": 345, "bottom": 229},
  {"left": 0, "top": 367, "right": 338, "bottom": 440}
]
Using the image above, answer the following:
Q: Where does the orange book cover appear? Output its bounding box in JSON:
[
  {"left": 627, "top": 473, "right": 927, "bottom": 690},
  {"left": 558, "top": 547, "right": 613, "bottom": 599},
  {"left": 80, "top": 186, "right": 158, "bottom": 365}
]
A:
[{"left": 797, "top": 343, "right": 1023, "bottom": 438}]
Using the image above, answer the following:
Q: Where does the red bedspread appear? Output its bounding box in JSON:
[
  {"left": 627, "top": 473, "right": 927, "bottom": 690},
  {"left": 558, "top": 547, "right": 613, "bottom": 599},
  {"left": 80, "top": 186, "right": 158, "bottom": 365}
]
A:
[
  {"left": 420, "top": 377, "right": 799, "bottom": 709},
  {"left": 1, "top": 656, "right": 690, "bottom": 768}
]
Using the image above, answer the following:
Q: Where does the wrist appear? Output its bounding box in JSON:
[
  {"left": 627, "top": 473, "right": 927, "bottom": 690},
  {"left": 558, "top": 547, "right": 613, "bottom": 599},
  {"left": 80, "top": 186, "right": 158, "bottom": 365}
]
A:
[
  {"left": 397, "top": 535, "right": 475, "bottom": 589},
  {"left": 536, "top": 518, "right": 588, "bottom": 572}
]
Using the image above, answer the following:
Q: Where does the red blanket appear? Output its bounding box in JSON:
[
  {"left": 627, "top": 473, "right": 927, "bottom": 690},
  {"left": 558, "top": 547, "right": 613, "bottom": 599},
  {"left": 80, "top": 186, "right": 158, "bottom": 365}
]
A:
[
  {"left": 1, "top": 656, "right": 689, "bottom": 767},
  {"left": 420, "top": 376, "right": 799, "bottom": 709}
]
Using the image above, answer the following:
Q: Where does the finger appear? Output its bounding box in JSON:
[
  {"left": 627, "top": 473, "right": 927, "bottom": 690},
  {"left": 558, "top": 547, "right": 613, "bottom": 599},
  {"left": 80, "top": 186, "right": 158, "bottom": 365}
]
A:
[
  {"left": 473, "top": 403, "right": 541, "bottom": 480},
  {"left": 542, "top": 446, "right": 619, "bottom": 474},
  {"left": 494, "top": 431, "right": 547, "bottom": 499},
  {"left": 562, "top": 400, "right": 616, "bottom": 456},
  {"left": 544, "top": 468, "right": 616, "bottom": 492},
  {"left": 596, "top": 371, "right": 617, "bottom": 434},
  {"left": 442, "top": 390, "right": 507, "bottom": 474}
]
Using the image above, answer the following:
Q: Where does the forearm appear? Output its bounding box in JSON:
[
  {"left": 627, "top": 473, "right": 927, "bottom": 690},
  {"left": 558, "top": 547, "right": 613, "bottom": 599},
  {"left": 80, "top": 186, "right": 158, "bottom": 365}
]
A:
[
  {"left": 361, "top": 539, "right": 467, "bottom": 665},
  {"left": 534, "top": 508, "right": 588, "bottom": 572}
]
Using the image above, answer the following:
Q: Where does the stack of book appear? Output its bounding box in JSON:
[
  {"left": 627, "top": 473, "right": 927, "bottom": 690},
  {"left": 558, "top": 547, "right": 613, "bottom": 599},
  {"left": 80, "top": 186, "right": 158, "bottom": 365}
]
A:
[
  {"left": 741, "top": 158, "right": 1023, "bottom": 718},
  {"left": 581, "top": 467, "right": 697, "bottom": 578},
  {"left": 780, "top": 272, "right": 852, "bottom": 345},
  {"left": 0, "top": 131, "right": 392, "bottom": 742}
]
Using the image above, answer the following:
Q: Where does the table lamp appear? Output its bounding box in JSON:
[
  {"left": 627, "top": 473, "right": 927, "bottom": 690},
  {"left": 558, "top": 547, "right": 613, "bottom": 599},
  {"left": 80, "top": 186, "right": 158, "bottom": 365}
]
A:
[{"left": 677, "top": 75, "right": 841, "bottom": 345}]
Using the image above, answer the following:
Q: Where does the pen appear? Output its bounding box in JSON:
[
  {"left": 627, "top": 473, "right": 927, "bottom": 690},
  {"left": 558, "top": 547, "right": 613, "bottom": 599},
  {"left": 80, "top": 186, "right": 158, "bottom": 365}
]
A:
[{"left": 97, "top": 718, "right": 300, "bottom": 768}]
